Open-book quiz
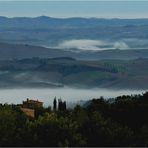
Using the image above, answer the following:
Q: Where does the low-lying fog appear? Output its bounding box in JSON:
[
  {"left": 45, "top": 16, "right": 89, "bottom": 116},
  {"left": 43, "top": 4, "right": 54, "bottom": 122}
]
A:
[{"left": 0, "top": 87, "right": 145, "bottom": 107}]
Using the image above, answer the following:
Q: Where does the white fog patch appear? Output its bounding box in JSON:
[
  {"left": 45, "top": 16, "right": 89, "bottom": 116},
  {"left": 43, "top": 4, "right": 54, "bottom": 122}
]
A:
[
  {"left": 57, "top": 39, "right": 107, "bottom": 51},
  {"left": 0, "top": 88, "right": 145, "bottom": 107},
  {"left": 113, "top": 41, "right": 129, "bottom": 49},
  {"left": 57, "top": 39, "right": 129, "bottom": 51}
]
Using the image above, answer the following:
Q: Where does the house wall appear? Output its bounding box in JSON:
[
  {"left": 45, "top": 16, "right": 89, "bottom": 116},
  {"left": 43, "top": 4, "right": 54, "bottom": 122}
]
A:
[{"left": 20, "top": 107, "right": 35, "bottom": 118}]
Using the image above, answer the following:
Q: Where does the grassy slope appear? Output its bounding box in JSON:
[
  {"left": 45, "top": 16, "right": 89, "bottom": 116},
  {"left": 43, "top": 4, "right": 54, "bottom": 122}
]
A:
[{"left": 0, "top": 57, "right": 147, "bottom": 89}]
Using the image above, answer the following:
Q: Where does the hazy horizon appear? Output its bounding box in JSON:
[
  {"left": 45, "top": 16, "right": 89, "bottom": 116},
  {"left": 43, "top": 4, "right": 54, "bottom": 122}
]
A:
[{"left": 1, "top": 15, "right": 148, "bottom": 19}]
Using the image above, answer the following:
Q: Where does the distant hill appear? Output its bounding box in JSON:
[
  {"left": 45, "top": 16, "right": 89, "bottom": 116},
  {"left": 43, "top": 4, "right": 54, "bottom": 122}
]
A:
[
  {"left": 0, "top": 42, "right": 148, "bottom": 60},
  {"left": 0, "top": 57, "right": 148, "bottom": 89},
  {"left": 0, "top": 42, "right": 72, "bottom": 60},
  {"left": 1, "top": 16, "right": 148, "bottom": 28},
  {"left": 1, "top": 16, "right": 148, "bottom": 49},
  {"left": 1, "top": 16, "right": 148, "bottom": 90}
]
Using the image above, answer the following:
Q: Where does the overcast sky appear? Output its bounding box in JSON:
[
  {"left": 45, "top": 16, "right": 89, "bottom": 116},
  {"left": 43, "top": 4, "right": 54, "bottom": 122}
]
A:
[{"left": 0, "top": 1, "right": 148, "bottom": 18}]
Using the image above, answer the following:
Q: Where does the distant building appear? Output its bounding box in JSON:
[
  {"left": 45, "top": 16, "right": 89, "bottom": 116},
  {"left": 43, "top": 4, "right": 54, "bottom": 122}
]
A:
[
  {"left": 20, "top": 107, "right": 35, "bottom": 118},
  {"left": 22, "top": 98, "right": 43, "bottom": 109},
  {"left": 20, "top": 98, "right": 43, "bottom": 118}
]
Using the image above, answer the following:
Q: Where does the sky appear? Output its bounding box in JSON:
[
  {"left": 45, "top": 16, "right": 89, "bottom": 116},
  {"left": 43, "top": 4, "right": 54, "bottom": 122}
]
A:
[{"left": 0, "top": 1, "right": 148, "bottom": 18}]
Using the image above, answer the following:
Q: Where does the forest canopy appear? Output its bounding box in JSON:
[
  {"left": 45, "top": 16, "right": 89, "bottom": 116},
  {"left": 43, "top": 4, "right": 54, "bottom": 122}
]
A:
[{"left": 0, "top": 92, "right": 148, "bottom": 146}]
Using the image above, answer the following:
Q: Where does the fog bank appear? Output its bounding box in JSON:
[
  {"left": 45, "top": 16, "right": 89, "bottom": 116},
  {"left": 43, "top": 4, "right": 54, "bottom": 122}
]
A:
[
  {"left": 57, "top": 39, "right": 129, "bottom": 51},
  {"left": 0, "top": 88, "right": 145, "bottom": 107}
]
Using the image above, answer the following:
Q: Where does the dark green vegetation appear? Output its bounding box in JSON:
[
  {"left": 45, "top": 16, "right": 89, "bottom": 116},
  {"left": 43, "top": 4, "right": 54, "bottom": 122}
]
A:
[
  {"left": 0, "top": 57, "right": 148, "bottom": 89},
  {"left": 1, "top": 92, "right": 148, "bottom": 146}
]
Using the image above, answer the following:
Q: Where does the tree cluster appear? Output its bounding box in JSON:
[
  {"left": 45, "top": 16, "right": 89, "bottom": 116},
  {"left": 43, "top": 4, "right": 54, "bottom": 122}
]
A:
[{"left": 0, "top": 92, "right": 148, "bottom": 146}]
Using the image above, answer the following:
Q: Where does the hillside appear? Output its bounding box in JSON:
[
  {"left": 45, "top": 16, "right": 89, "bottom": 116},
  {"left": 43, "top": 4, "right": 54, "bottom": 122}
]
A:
[
  {"left": 0, "top": 42, "right": 148, "bottom": 60},
  {"left": 1, "top": 16, "right": 148, "bottom": 28},
  {"left": 0, "top": 57, "right": 147, "bottom": 89},
  {"left": 1, "top": 16, "right": 148, "bottom": 49},
  {"left": 0, "top": 16, "right": 148, "bottom": 89}
]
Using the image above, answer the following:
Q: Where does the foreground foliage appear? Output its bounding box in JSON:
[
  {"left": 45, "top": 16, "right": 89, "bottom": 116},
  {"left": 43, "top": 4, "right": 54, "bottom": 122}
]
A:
[{"left": 0, "top": 92, "right": 148, "bottom": 146}]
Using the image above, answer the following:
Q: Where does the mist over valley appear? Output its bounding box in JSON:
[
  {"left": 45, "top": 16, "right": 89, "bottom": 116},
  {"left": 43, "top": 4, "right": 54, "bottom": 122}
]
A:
[
  {"left": 1, "top": 16, "right": 148, "bottom": 50},
  {"left": 0, "top": 16, "right": 148, "bottom": 104},
  {"left": 1, "top": 1, "right": 148, "bottom": 146},
  {"left": 0, "top": 87, "right": 145, "bottom": 107}
]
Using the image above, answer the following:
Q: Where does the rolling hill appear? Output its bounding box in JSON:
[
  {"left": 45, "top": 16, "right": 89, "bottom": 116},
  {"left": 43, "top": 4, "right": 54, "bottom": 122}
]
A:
[
  {"left": 0, "top": 57, "right": 147, "bottom": 89},
  {"left": 0, "top": 42, "right": 148, "bottom": 60},
  {"left": 1, "top": 16, "right": 148, "bottom": 49}
]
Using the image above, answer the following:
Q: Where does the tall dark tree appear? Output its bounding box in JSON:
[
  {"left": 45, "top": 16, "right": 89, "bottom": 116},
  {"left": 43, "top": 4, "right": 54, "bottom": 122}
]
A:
[
  {"left": 58, "top": 99, "right": 62, "bottom": 111},
  {"left": 63, "top": 101, "right": 67, "bottom": 110},
  {"left": 58, "top": 99, "right": 66, "bottom": 111},
  {"left": 53, "top": 97, "right": 57, "bottom": 111}
]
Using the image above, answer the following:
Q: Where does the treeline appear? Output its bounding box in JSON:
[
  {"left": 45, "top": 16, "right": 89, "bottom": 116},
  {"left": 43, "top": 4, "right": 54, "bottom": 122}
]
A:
[{"left": 0, "top": 92, "right": 148, "bottom": 146}]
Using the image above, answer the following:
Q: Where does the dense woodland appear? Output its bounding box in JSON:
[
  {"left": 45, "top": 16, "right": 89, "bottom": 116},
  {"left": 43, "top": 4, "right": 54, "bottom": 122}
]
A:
[{"left": 0, "top": 92, "right": 148, "bottom": 146}]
